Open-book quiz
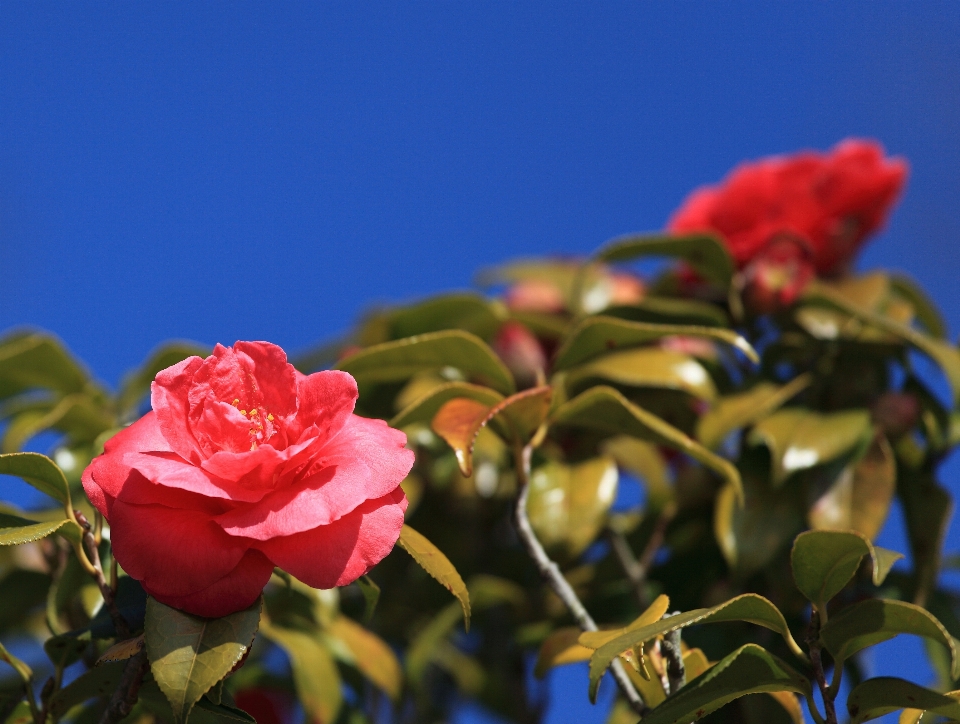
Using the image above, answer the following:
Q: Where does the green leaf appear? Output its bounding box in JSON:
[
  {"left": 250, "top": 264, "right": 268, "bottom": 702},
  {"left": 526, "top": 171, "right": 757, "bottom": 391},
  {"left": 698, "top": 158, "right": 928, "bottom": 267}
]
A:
[
  {"left": 697, "top": 376, "right": 811, "bottom": 451},
  {"left": 846, "top": 677, "right": 960, "bottom": 723},
  {"left": 139, "top": 679, "right": 258, "bottom": 724},
  {"left": 564, "top": 348, "right": 718, "bottom": 402},
  {"left": 380, "top": 293, "right": 502, "bottom": 341},
  {"left": 801, "top": 283, "right": 960, "bottom": 405},
  {"left": 390, "top": 381, "right": 504, "bottom": 429},
  {"left": 0, "top": 452, "right": 72, "bottom": 511},
  {"left": 260, "top": 622, "right": 342, "bottom": 724},
  {"left": 0, "top": 640, "right": 31, "bottom": 684},
  {"left": 552, "top": 315, "right": 757, "bottom": 371},
  {"left": 3, "top": 701, "right": 31, "bottom": 724},
  {"left": 336, "top": 329, "right": 516, "bottom": 395},
  {"left": 625, "top": 644, "right": 810, "bottom": 724},
  {"left": 430, "top": 386, "right": 551, "bottom": 476},
  {"left": 397, "top": 525, "right": 471, "bottom": 629},
  {"left": 2, "top": 393, "right": 114, "bottom": 453},
  {"left": 526, "top": 457, "right": 619, "bottom": 557},
  {"left": 0, "top": 331, "right": 89, "bottom": 399},
  {"left": 550, "top": 385, "right": 743, "bottom": 503},
  {"left": 594, "top": 232, "right": 735, "bottom": 289},
  {"left": 356, "top": 576, "right": 380, "bottom": 624},
  {"left": 534, "top": 627, "right": 593, "bottom": 677},
  {"left": 118, "top": 341, "right": 209, "bottom": 415},
  {"left": 0, "top": 513, "right": 73, "bottom": 545},
  {"left": 604, "top": 296, "right": 730, "bottom": 328},
  {"left": 898, "top": 468, "right": 952, "bottom": 608},
  {"left": 890, "top": 275, "right": 947, "bottom": 338},
  {"left": 329, "top": 616, "right": 402, "bottom": 700},
  {"left": 820, "top": 599, "right": 960, "bottom": 676},
  {"left": 588, "top": 594, "right": 805, "bottom": 702},
  {"left": 749, "top": 408, "right": 872, "bottom": 486},
  {"left": 145, "top": 596, "right": 262, "bottom": 724},
  {"left": 790, "top": 529, "right": 903, "bottom": 612},
  {"left": 48, "top": 660, "right": 126, "bottom": 719}
]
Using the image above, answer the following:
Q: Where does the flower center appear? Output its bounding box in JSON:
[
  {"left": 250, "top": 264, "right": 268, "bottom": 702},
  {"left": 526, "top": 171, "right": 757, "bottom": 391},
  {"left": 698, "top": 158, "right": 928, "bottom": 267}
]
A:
[{"left": 231, "top": 399, "right": 278, "bottom": 450}]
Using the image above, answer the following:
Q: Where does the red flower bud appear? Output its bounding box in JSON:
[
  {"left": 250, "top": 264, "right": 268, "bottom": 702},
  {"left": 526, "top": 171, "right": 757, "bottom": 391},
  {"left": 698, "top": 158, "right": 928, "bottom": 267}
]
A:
[
  {"left": 505, "top": 279, "right": 565, "bottom": 313},
  {"left": 872, "top": 392, "right": 921, "bottom": 439},
  {"left": 740, "top": 236, "right": 815, "bottom": 314},
  {"left": 493, "top": 321, "right": 547, "bottom": 389}
]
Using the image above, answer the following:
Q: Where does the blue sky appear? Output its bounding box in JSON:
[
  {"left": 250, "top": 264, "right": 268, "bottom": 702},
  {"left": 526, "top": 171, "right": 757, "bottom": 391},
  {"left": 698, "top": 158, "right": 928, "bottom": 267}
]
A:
[{"left": 2, "top": 3, "right": 960, "bottom": 722}]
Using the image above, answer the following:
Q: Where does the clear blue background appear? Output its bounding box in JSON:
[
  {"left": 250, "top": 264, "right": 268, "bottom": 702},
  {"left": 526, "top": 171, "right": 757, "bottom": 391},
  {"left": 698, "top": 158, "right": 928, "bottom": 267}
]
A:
[{"left": 2, "top": 3, "right": 960, "bottom": 722}]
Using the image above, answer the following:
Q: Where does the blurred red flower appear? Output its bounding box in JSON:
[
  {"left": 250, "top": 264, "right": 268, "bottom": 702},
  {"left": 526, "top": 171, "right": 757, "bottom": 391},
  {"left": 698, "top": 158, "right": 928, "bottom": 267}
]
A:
[
  {"left": 82, "top": 342, "right": 413, "bottom": 617},
  {"left": 668, "top": 139, "right": 907, "bottom": 277}
]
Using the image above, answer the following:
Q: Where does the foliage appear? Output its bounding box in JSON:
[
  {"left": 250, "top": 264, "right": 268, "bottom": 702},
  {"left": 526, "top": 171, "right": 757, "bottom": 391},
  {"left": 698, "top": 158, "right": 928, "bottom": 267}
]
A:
[{"left": 2, "top": 143, "right": 960, "bottom": 724}]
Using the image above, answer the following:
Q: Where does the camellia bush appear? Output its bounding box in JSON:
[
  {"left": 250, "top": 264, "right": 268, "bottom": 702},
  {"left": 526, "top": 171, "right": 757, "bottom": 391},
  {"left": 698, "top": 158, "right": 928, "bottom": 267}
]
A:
[{"left": 3, "top": 138, "right": 960, "bottom": 724}]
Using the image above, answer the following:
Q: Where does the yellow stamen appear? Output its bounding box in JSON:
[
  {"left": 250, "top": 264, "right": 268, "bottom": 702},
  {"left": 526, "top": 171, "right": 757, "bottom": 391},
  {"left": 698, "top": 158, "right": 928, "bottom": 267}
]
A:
[
  {"left": 267, "top": 413, "right": 275, "bottom": 421},
  {"left": 249, "top": 408, "right": 258, "bottom": 415},
  {"left": 239, "top": 410, "right": 247, "bottom": 416},
  {"left": 232, "top": 399, "right": 240, "bottom": 406}
]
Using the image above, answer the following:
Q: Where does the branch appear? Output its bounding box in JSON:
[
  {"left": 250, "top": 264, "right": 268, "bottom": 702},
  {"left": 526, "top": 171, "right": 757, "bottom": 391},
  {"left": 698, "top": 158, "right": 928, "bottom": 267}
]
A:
[
  {"left": 513, "top": 443, "right": 649, "bottom": 717},
  {"left": 97, "top": 651, "right": 149, "bottom": 724},
  {"left": 75, "top": 511, "right": 130, "bottom": 639},
  {"left": 805, "top": 611, "right": 837, "bottom": 724},
  {"left": 607, "top": 505, "right": 676, "bottom": 611},
  {"left": 659, "top": 615, "right": 685, "bottom": 695}
]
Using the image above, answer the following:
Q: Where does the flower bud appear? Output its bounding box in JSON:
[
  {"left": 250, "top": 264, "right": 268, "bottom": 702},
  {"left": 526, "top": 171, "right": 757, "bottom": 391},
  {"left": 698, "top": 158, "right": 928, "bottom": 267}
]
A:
[
  {"left": 493, "top": 321, "right": 547, "bottom": 389},
  {"left": 741, "top": 236, "right": 815, "bottom": 314},
  {"left": 505, "top": 279, "right": 565, "bottom": 313},
  {"left": 872, "top": 392, "right": 921, "bottom": 439}
]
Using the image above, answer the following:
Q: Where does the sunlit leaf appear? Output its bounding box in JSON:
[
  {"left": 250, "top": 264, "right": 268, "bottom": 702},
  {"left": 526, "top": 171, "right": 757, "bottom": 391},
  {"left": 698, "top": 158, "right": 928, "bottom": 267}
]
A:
[
  {"left": 847, "top": 677, "right": 960, "bottom": 724},
  {"left": 0, "top": 452, "right": 72, "bottom": 510},
  {"left": 145, "top": 596, "right": 261, "bottom": 724},
  {"left": 431, "top": 386, "right": 551, "bottom": 476},
  {"left": 587, "top": 594, "right": 804, "bottom": 702},
  {"left": 898, "top": 688, "right": 960, "bottom": 724},
  {"left": 258, "top": 622, "right": 342, "bottom": 724},
  {"left": 889, "top": 275, "right": 947, "bottom": 339},
  {"left": 790, "top": 529, "right": 903, "bottom": 612},
  {"left": 0, "top": 513, "right": 73, "bottom": 546},
  {"left": 534, "top": 627, "right": 593, "bottom": 677},
  {"left": 0, "top": 640, "right": 31, "bottom": 684},
  {"left": 807, "top": 435, "right": 896, "bottom": 541},
  {"left": 526, "top": 457, "right": 619, "bottom": 558},
  {"left": 397, "top": 525, "right": 470, "bottom": 629},
  {"left": 329, "top": 616, "right": 402, "bottom": 700},
  {"left": 820, "top": 599, "right": 960, "bottom": 676},
  {"left": 390, "top": 381, "right": 504, "bottom": 429},
  {"left": 336, "top": 329, "right": 515, "bottom": 395},
  {"left": 625, "top": 644, "right": 810, "bottom": 724},
  {"left": 564, "top": 348, "right": 718, "bottom": 402},
  {"left": 749, "top": 408, "right": 872, "bottom": 486},
  {"left": 697, "top": 376, "right": 811, "bottom": 451},
  {"left": 97, "top": 634, "right": 145, "bottom": 664},
  {"left": 550, "top": 385, "right": 743, "bottom": 503},
  {"left": 579, "top": 594, "right": 671, "bottom": 650},
  {"left": 602, "top": 436, "right": 674, "bottom": 510},
  {"left": 594, "top": 232, "right": 735, "bottom": 289},
  {"left": 552, "top": 315, "right": 756, "bottom": 371}
]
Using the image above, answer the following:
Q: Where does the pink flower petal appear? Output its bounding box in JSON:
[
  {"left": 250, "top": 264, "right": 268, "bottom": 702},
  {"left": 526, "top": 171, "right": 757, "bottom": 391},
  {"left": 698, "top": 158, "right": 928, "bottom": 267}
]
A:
[
  {"left": 257, "top": 489, "right": 407, "bottom": 589},
  {"left": 152, "top": 356, "right": 207, "bottom": 463}
]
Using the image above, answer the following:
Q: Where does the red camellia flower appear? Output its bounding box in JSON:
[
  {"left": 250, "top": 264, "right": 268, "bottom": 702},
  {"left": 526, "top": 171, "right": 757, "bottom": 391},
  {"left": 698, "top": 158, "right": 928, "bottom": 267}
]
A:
[
  {"left": 668, "top": 139, "right": 908, "bottom": 278},
  {"left": 81, "top": 342, "right": 414, "bottom": 617}
]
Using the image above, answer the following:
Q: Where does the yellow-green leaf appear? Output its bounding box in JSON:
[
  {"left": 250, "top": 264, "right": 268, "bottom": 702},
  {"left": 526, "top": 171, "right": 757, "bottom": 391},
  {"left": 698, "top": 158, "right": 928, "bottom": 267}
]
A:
[
  {"left": 260, "top": 622, "right": 342, "bottom": 724},
  {"left": 118, "top": 341, "right": 209, "bottom": 415},
  {"left": 397, "top": 525, "right": 470, "bottom": 629},
  {"left": 848, "top": 678, "right": 960, "bottom": 724},
  {"left": 587, "top": 594, "right": 804, "bottom": 702},
  {"left": 0, "top": 331, "right": 88, "bottom": 398},
  {"left": 97, "top": 634, "right": 145, "bottom": 665},
  {"left": 145, "top": 597, "right": 261, "bottom": 724},
  {"left": 564, "top": 348, "right": 718, "bottom": 402},
  {"left": 898, "top": 687, "right": 960, "bottom": 724},
  {"left": 526, "top": 457, "right": 619, "bottom": 558},
  {"left": 550, "top": 385, "right": 743, "bottom": 503},
  {"left": 534, "top": 627, "right": 593, "bottom": 677},
  {"left": 329, "top": 616, "right": 402, "bottom": 700},
  {"left": 790, "top": 529, "right": 903, "bottom": 612},
  {"left": 0, "top": 640, "right": 32, "bottom": 684},
  {"left": 594, "top": 232, "right": 735, "bottom": 289},
  {"left": 627, "top": 644, "right": 810, "bottom": 724},
  {"left": 0, "top": 513, "right": 73, "bottom": 546},
  {"left": 749, "top": 408, "right": 872, "bottom": 486},
  {"left": 0, "top": 452, "right": 72, "bottom": 510},
  {"left": 821, "top": 599, "right": 960, "bottom": 677},
  {"left": 697, "top": 376, "right": 811, "bottom": 451},
  {"left": 552, "top": 315, "right": 757, "bottom": 371},
  {"left": 336, "top": 329, "right": 515, "bottom": 395}
]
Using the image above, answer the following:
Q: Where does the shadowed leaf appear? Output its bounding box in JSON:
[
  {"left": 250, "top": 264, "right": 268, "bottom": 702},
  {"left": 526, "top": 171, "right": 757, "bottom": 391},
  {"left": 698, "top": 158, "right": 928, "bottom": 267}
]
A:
[
  {"left": 847, "top": 678, "right": 960, "bottom": 724},
  {"left": 145, "top": 597, "right": 261, "bottom": 724},
  {"left": 594, "top": 232, "right": 735, "bottom": 289},
  {"left": 790, "top": 529, "right": 903, "bottom": 612},
  {"left": 390, "top": 381, "right": 504, "bottom": 429},
  {"left": 329, "top": 616, "right": 402, "bottom": 700}
]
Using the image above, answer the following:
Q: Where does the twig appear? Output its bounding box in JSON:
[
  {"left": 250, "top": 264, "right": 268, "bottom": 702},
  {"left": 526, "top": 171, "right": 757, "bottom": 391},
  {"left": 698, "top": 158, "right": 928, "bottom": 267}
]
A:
[
  {"left": 97, "top": 651, "right": 149, "bottom": 724},
  {"left": 659, "top": 614, "right": 685, "bottom": 695},
  {"left": 75, "top": 511, "right": 130, "bottom": 639},
  {"left": 805, "top": 611, "right": 837, "bottom": 724},
  {"left": 637, "top": 505, "right": 675, "bottom": 574},
  {"left": 608, "top": 505, "right": 676, "bottom": 611},
  {"left": 513, "top": 443, "right": 649, "bottom": 717}
]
